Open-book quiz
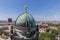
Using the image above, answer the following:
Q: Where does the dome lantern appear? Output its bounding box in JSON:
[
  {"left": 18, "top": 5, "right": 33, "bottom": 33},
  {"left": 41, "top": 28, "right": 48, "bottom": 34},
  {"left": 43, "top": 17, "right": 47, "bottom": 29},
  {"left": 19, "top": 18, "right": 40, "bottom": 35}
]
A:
[{"left": 24, "top": 5, "right": 28, "bottom": 12}]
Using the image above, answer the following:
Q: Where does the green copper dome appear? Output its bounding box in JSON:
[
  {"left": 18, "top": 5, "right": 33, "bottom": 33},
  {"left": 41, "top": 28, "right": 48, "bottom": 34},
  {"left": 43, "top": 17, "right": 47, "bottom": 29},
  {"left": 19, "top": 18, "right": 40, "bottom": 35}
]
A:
[{"left": 15, "top": 12, "right": 35, "bottom": 27}]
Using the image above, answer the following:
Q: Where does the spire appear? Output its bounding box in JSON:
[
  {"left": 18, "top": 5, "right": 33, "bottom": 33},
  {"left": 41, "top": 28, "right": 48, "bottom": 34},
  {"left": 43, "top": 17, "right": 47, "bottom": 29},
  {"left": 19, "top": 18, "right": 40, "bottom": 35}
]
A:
[{"left": 24, "top": 5, "right": 28, "bottom": 12}]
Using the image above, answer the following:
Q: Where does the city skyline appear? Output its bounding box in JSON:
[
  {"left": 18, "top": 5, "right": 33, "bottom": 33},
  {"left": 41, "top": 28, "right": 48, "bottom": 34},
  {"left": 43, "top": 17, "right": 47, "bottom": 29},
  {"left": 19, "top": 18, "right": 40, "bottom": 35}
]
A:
[{"left": 0, "top": 0, "right": 60, "bottom": 21}]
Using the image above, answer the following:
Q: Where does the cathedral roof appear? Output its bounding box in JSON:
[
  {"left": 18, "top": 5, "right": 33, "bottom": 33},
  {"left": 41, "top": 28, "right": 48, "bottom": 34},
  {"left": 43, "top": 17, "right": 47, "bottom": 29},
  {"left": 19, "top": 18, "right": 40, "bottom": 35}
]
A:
[{"left": 15, "top": 12, "right": 35, "bottom": 27}]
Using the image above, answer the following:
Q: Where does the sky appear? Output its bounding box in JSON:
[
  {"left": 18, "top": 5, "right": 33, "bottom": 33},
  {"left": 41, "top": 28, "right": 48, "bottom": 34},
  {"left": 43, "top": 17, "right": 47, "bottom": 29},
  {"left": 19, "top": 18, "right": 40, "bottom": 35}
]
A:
[{"left": 0, "top": 0, "right": 60, "bottom": 21}]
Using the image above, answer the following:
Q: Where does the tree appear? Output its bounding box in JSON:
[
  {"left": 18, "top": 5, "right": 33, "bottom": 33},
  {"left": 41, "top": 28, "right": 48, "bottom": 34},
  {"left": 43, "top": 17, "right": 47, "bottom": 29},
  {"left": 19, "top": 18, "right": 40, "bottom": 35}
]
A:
[
  {"left": 51, "top": 29, "right": 58, "bottom": 39},
  {"left": 39, "top": 33, "right": 52, "bottom": 40},
  {"left": 38, "top": 29, "right": 58, "bottom": 40},
  {"left": 44, "top": 37, "right": 51, "bottom": 40}
]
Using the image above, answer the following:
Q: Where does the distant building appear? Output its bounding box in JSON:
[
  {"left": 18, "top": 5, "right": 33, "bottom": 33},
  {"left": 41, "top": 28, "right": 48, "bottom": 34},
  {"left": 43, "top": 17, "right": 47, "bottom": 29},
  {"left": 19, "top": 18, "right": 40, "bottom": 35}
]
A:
[
  {"left": 39, "top": 25, "right": 49, "bottom": 33},
  {"left": 8, "top": 18, "right": 12, "bottom": 22},
  {"left": 55, "top": 35, "right": 60, "bottom": 40},
  {"left": 37, "top": 21, "right": 60, "bottom": 24}
]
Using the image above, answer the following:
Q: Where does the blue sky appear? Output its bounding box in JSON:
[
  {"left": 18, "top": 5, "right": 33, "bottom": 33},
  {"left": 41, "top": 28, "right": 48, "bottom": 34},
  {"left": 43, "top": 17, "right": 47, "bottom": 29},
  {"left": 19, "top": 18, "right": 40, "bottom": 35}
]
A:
[{"left": 0, "top": 0, "right": 60, "bottom": 21}]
